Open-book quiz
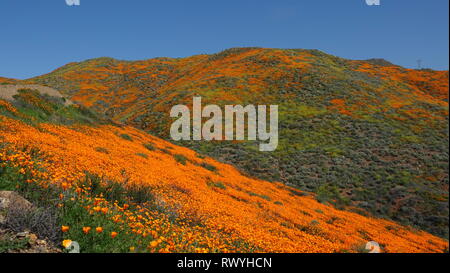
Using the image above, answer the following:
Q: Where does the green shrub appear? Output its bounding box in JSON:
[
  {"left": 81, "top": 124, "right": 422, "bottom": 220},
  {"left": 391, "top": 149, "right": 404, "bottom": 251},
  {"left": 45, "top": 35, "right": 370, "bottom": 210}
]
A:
[
  {"left": 143, "top": 143, "right": 155, "bottom": 151},
  {"left": 136, "top": 153, "right": 148, "bottom": 159},
  {"left": 119, "top": 134, "right": 133, "bottom": 141},
  {"left": 247, "top": 191, "right": 271, "bottom": 201},
  {"left": 173, "top": 154, "right": 188, "bottom": 165},
  {"left": 200, "top": 162, "right": 217, "bottom": 172},
  {"left": 0, "top": 236, "right": 29, "bottom": 253},
  {"left": 207, "top": 181, "right": 226, "bottom": 190}
]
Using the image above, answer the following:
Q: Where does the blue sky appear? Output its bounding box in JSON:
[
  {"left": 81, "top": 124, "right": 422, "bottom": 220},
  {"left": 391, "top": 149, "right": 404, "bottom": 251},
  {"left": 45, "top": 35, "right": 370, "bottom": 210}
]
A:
[{"left": 0, "top": 0, "right": 448, "bottom": 79}]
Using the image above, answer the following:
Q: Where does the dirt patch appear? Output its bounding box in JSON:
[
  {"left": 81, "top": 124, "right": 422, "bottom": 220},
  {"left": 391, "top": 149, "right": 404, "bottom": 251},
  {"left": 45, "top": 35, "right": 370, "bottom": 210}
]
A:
[{"left": 0, "top": 84, "right": 72, "bottom": 105}]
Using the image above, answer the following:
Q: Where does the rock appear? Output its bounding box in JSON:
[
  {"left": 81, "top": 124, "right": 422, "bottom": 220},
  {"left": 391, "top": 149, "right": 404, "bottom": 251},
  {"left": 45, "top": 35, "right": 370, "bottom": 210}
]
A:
[
  {"left": 0, "top": 191, "right": 33, "bottom": 225},
  {"left": 0, "top": 228, "right": 61, "bottom": 253},
  {"left": 16, "top": 231, "right": 30, "bottom": 238},
  {"left": 0, "top": 191, "right": 33, "bottom": 211}
]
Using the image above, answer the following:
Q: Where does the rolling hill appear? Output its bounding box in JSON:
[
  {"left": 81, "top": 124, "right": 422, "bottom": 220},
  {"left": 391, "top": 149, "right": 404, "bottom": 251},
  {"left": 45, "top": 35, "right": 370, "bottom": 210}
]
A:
[
  {"left": 0, "top": 87, "right": 448, "bottom": 253},
  {"left": 4, "top": 47, "right": 449, "bottom": 239}
]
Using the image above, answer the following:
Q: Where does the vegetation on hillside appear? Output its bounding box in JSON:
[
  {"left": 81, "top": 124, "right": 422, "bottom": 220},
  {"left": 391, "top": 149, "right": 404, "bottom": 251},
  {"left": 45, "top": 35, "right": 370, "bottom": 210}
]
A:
[
  {"left": 0, "top": 94, "right": 448, "bottom": 253},
  {"left": 24, "top": 48, "right": 449, "bottom": 238}
]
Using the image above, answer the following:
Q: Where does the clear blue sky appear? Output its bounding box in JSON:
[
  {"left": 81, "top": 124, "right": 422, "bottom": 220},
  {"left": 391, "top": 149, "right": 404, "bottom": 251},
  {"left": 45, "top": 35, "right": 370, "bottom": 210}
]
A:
[{"left": 0, "top": 0, "right": 448, "bottom": 79}]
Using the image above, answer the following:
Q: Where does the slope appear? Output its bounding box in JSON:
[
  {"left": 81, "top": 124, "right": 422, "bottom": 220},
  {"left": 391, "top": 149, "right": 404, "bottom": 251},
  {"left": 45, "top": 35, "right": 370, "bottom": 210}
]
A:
[
  {"left": 19, "top": 48, "right": 450, "bottom": 238},
  {"left": 0, "top": 90, "right": 448, "bottom": 253}
]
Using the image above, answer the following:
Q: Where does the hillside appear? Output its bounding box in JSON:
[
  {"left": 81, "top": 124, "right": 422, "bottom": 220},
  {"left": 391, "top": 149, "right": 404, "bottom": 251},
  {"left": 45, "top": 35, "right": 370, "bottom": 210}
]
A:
[
  {"left": 0, "top": 77, "right": 17, "bottom": 85},
  {"left": 0, "top": 89, "right": 448, "bottom": 253},
  {"left": 22, "top": 48, "right": 449, "bottom": 238},
  {"left": 0, "top": 84, "right": 72, "bottom": 105}
]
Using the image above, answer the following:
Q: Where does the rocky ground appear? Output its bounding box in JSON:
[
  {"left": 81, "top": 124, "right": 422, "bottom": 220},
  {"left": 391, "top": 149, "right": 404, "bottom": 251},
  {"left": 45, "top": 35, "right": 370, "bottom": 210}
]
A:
[
  {"left": 0, "top": 229, "right": 60, "bottom": 253},
  {"left": 0, "top": 191, "right": 61, "bottom": 253}
]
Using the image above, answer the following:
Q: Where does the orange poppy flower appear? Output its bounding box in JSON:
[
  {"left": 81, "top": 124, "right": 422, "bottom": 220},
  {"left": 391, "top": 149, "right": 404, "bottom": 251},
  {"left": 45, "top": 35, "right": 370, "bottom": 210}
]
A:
[
  {"left": 82, "top": 227, "right": 91, "bottom": 234},
  {"left": 61, "top": 226, "right": 70, "bottom": 233}
]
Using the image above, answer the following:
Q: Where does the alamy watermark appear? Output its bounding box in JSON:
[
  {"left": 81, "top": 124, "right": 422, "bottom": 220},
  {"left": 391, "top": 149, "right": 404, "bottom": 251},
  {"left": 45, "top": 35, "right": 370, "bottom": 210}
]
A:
[
  {"left": 65, "top": 1, "right": 378, "bottom": 7},
  {"left": 365, "top": 0, "right": 381, "bottom": 6},
  {"left": 66, "top": 0, "right": 80, "bottom": 6},
  {"left": 365, "top": 241, "right": 381, "bottom": 253},
  {"left": 170, "top": 97, "right": 278, "bottom": 152}
]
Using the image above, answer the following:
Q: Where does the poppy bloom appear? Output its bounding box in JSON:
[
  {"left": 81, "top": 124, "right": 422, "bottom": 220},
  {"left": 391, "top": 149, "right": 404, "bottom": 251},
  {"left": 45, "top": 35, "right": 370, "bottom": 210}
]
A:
[
  {"left": 111, "top": 232, "right": 118, "bottom": 238},
  {"left": 149, "top": 240, "right": 159, "bottom": 248},
  {"left": 61, "top": 226, "right": 70, "bottom": 233},
  {"left": 82, "top": 227, "right": 91, "bottom": 234},
  {"left": 62, "top": 240, "right": 72, "bottom": 248},
  {"left": 96, "top": 227, "right": 103, "bottom": 233}
]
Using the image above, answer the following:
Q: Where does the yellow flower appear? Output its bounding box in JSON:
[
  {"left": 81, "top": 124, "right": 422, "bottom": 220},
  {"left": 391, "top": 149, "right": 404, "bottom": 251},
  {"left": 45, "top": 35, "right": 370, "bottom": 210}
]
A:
[
  {"left": 62, "top": 240, "right": 72, "bottom": 248},
  {"left": 149, "top": 240, "right": 159, "bottom": 248}
]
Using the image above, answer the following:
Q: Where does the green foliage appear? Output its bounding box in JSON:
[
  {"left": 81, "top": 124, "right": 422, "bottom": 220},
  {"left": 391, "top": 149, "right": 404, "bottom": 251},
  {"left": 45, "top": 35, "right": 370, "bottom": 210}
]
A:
[
  {"left": 143, "top": 143, "right": 155, "bottom": 151},
  {"left": 316, "top": 184, "right": 350, "bottom": 208},
  {"left": 119, "top": 134, "right": 133, "bottom": 141},
  {"left": 0, "top": 153, "right": 155, "bottom": 253},
  {"left": 59, "top": 198, "right": 141, "bottom": 253},
  {"left": 247, "top": 191, "right": 271, "bottom": 201},
  {"left": 173, "top": 154, "right": 188, "bottom": 165},
  {"left": 80, "top": 172, "right": 154, "bottom": 206},
  {"left": 207, "top": 181, "right": 226, "bottom": 190},
  {"left": 136, "top": 153, "right": 148, "bottom": 159},
  {"left": 200, "top": 162, "right": 217, "bottom": 172},
  {"left": 5, "top": 88, "right": 104, "bottom": 126},
  {"left": 0, "top": 237, "right": 29, "bottom": 253}
]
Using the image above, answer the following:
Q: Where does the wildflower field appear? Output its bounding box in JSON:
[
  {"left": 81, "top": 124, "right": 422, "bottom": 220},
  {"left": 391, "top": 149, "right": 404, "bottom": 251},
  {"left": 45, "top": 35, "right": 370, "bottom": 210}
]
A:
[
  {"left": 0, "top": 94, "right": 448, "bottom": 253},
  {"left": 26, "top": 48, "right": 449, "bottom": 238}
]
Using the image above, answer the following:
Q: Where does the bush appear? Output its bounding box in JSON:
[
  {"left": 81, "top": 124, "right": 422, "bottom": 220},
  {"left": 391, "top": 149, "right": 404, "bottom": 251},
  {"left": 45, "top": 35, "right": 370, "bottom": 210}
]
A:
[
  {"left": 3, "top": 205, "right": 61, "bottom": 243},
  {"left": 173, "top": 154, "right": 188, "bottom": 165},
  {"left": 80, "top": 172, "right": 154, "bottom": 206},
  {"left": 200, "top": 162, "right": 217, "bottom": 172},
  {"left": 136, "top": 153, "right": 148, "bottom": 159},
  {"left": 143, "top": 143, "right": 155, "bottom": 151},
  {"left": 119, "top": 134, "right": 133, "bottom": 141},
  {"left": 207, "top": 181, "right": 226, "bottom": 190}
]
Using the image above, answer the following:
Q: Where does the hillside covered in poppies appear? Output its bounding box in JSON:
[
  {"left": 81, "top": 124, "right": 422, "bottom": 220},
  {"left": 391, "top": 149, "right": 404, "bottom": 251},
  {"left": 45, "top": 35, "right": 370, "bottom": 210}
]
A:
[
  {"left": 0, "top": 87, "right": 448, "bottom": 253},
  {"left": 0, "top": 48, "right": 448, "bottom": 252},
  {"left": 18, "top": 48, "right": 449, "bottom": 239}
]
